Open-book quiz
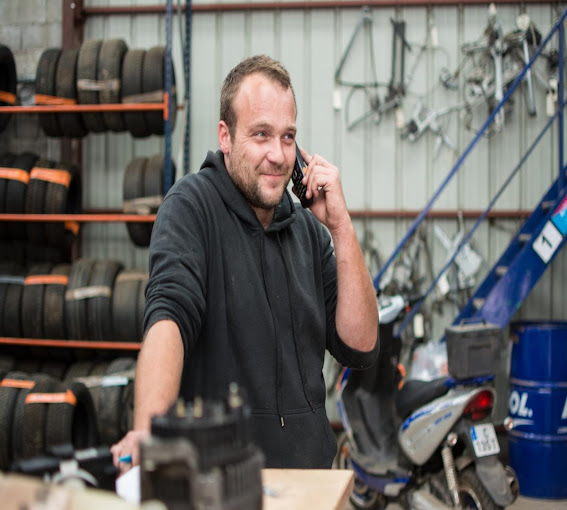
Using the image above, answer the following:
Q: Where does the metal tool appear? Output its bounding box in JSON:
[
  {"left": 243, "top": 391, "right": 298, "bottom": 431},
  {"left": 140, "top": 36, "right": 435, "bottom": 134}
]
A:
[{"left": 401, "top": 99, "right": 462, "bottom": 158}]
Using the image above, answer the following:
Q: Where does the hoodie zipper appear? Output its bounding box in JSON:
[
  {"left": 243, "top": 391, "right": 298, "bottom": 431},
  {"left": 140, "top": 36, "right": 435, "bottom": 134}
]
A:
[{"left": 259, "top": 233, "right": 286, "bottom": 427}]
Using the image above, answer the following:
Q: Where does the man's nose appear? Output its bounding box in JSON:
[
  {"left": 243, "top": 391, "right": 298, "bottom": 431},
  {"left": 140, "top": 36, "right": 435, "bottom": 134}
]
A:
[{"left": 266, "top": 139, "right": 285, "bottom": 166}]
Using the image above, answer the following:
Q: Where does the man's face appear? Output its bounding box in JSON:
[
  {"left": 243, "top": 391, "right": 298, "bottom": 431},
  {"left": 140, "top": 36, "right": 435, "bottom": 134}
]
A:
[{"left": 220, "top": 73, "right": 297, "bottom": 212}]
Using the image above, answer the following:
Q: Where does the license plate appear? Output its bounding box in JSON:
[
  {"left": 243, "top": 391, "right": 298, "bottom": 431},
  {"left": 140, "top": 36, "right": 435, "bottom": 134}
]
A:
[{"left": 470, "top": 423, "right": 500, "bottom": 457}]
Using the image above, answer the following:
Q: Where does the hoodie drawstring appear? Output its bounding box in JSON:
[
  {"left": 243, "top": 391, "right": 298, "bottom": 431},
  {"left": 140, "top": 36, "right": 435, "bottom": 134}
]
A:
[{"left": 277, "top": 233, "right": 315, "bottom": 413}]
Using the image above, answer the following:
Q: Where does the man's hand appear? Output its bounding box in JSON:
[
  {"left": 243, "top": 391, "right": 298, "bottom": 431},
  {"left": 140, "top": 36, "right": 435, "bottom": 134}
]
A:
[
  {"left": 299, "top": 147, "right": 378, "bottom": 353},
  {"left": 111, "top": 429, "right": 150, "bottom": 474},
  {"left": 299, "top": 147, "right": 351, "bottom": 236}
]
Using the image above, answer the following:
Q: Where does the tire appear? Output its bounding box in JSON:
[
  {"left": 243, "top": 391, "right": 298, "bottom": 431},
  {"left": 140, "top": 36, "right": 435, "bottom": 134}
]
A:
[
  {"left": 43, "top": 264, "right": 71, "bottom": 357},
  {"left": 12, "top": 373, "right": 51, "bottom": 462},
  {"left": 141, "top": 153, "right": 170, "bottom": 244},
  {"left": 77, "top": 39, "right": 106, "bottom": 132},
  {"left": 0, "top": 371, "right": 29, "bottom": 469},
  {"left": 122, "top": 49, "right": 150, "bottom": 137},
  {"left": 45, "top": 381, "right": 98, "bottom": 450},
  {"left": 0, "top": 262, "right": 16, "bottom": 337},
  {"left": 56, "top": 49, "right": 88, "bottom": 138},
  {"left": 123, "top": 156, "right": 151, "bottom": 246},
  {"left": 0, "top": 45, "right": 17, "bottom": 133},
  {"left": 333, "top": 432, "right": 383, "bottom": 510},
  {"left": 36, "top": 48, "right": 63, "bottom": 137},
  {"left": 25, "top": 158, "right": 55, "bottom": 245},
  {"left": 142, "top": 46, "right": 166, "bottom": 135},
  {"left": 112, "top": 270, "right": 144, "bottom": 342},
  {"left": 429, "top": 467, "right": 503, "bottom": 510},
  {"left": 96, "top": 357, "right": 135, "bottom": 445},
  {"left": 44, "top": 162, "right": 81, "bottom": 251},
  {"left": 86, "top": 259, "right": 123, "bottom": 340},
  {"left": 142, "top": 46, "right": 177, "bottom": 135},
  {"left": 0, "top": 152, "right": 17, "bottom": 239},
  {"left": 65, "top": 258, "right": 95, "bottom": 341},
  {"left": 6, "top": 152, "right": 39, "bottom": 240},
  {"left": 21, "top": 263, "right": 53, "bottom": 339},
  {"left": 3, "top": 266, "right": 26, "bottom": 339},
  {"left": 98, "top": 39, "right": 128, "bottom": 132},
  {"left": 22, "top": 376, "right": 59, "bottom": 458}
]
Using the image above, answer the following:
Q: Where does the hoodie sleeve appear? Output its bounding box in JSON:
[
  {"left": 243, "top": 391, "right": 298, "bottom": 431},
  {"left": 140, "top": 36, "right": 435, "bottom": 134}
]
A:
[
  {"left": 319, "top": 223, "right": 379, "bottom": 369},
  {"left": 143, "top": 178, "right": 210, "bottom": 361}
]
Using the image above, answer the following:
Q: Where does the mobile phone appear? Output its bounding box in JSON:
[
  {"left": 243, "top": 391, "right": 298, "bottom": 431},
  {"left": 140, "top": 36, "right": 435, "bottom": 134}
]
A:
[{"left": 292, "top": 143, "right": 313, "bottom": 208}]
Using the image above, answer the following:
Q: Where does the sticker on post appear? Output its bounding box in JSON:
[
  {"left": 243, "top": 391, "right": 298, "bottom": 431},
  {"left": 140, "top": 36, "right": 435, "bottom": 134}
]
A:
[
  {"left": 532, "top": 221, "right": 563, "bottom": 263},
  {"left": 470, "top": 423, "right": 500, "bottom": 457},
  {"left": 551, "top": 195, "right": 567, "bottom": 235}
]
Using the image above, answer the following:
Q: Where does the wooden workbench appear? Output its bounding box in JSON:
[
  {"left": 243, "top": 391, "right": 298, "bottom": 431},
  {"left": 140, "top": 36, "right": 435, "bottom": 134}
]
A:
[
  {"left": 263, "top": 469, "right": 354, "bottom": 510},
  {"left": 1, "top": 469, "right": 355, "bottom": 510}
]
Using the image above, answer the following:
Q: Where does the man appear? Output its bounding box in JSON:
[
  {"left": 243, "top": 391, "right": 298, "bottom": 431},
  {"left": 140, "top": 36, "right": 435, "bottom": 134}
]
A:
[{"left": 112, "top": 55, "right": 378, "bottom": 470}]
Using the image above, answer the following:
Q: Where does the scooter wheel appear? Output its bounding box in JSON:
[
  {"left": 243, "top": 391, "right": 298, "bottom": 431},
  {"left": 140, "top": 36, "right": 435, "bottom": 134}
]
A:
[{"left": 333, "top": 433, "right": 383, "bottom": 510}]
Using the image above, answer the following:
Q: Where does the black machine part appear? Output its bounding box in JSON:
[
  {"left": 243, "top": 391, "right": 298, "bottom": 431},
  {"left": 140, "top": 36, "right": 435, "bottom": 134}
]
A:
[{"left": 142, "top": 384, "right": 264, "bottom": 510}]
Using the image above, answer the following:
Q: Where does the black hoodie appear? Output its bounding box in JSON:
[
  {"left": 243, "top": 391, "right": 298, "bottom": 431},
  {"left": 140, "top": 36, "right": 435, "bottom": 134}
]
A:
[{"left": 144, "top": 150, "right": 378, "bottom": 468}]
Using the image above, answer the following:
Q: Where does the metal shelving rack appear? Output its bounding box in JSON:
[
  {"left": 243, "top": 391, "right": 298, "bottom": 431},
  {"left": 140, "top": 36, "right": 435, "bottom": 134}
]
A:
[{"left": 0, "top": 0, "right": 187, "bottom": 352}]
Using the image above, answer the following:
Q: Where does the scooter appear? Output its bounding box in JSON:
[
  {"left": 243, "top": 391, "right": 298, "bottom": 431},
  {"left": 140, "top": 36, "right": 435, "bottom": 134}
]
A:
[{"left": 334, "top": 294, "right": 519, "bottom": 509}]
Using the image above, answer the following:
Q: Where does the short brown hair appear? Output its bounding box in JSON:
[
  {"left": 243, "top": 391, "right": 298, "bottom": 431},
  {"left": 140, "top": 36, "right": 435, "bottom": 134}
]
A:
[{"left": 220, "top": 55, "right": 296, "bottom": 138}]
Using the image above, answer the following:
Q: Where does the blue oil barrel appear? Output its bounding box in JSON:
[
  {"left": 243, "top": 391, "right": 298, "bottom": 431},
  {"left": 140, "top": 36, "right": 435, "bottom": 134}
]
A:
[{"left": 508, "top": 321, "right": 567, "bottom": 499}]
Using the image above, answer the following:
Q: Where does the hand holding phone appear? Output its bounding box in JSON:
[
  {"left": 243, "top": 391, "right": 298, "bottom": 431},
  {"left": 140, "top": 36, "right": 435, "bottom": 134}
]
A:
[{"left": 292, "top": 144, "right": 313, "bottom": 208}]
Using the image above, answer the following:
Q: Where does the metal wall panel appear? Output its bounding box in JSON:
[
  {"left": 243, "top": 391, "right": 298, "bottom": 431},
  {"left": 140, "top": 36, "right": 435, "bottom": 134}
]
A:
[{"left": 81, "top": 2, "right": 567, "bottom": 335}]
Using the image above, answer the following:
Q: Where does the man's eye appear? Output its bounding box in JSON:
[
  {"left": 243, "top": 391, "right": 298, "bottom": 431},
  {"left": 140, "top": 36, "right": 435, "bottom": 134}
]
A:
[
  {"left": 255, "top": 131, "right": 267, "bottom": 137},
  {"left": 283, "top": 133, "right": 295, "bottom": 141}
]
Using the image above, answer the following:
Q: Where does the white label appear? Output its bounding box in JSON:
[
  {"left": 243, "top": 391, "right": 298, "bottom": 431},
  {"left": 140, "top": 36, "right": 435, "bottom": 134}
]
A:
[
  {"left": 562, "top": 396, "right": 567, "bottom": 420},
  {"left": 532, "top": 221, "right": 563, "bottom": 263},
  {"left": 509, "top": 390, "right": 533, "bottom": 418},
  {"left": 470, "top": 423, "right": 500, "bottom": 457}
]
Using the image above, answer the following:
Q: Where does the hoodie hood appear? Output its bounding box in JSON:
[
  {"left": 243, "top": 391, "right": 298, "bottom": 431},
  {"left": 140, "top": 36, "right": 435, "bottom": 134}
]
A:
[{"left": 199, "top": 150, "right": 296, "bottom": 232}]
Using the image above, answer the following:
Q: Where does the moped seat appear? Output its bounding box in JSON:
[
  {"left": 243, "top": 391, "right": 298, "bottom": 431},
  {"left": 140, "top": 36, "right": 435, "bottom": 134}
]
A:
[{"left": 395, "top": 376, "right": 451, "bottom": 420}]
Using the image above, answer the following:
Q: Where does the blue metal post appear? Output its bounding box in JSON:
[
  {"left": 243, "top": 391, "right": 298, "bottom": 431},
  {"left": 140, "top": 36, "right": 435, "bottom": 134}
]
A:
[
  {"left": 164, "top": 0, "right": 173, "bottom": 193},
  {"left": 184, "top": 0, "right": 192, "bottom": 175},
  {"left": 395, "top": 112, "right": 559, "bottom": 337}
]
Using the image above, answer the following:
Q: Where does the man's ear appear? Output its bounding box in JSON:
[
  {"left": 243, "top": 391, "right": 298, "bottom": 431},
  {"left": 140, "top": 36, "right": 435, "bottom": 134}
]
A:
[{"left": 218, "top": 121, "right": 231, "bottom": 155}]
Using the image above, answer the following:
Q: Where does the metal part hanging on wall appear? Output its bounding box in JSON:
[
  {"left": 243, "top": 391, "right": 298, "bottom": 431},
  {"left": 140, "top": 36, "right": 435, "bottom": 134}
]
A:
[
  {"left": 334, "top": 8, "right": 409, "bottom": 130},
  {"left": 386, "top": 19, "right": 410, "bottom": 104},
  {"left": 442, "top": 5, "right": 551, "bottom": 137},
  {"left": 401, "top": 99, "right": 464, "bottom": 158}
]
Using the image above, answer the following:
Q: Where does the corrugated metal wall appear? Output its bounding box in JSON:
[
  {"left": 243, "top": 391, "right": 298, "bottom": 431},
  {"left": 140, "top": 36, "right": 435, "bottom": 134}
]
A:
[{"left": 81, "top": 1, "right": 567, "bottom": 339}]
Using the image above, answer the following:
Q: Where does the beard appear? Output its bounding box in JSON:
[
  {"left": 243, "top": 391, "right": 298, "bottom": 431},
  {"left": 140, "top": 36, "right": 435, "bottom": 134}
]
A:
[{"left": 227, "top": 145, "right": 291, "bottom": 210}]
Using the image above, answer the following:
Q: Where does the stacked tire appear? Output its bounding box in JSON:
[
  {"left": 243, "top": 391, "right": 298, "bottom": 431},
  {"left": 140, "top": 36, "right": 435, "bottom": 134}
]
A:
[
  {"left": 0, "top": 44, "right": 17, "bottom": 133},
  {"left": 0, "top": 356, "right": 136, "bottom": 456},
  {"left": 36, "top": 40, "right": 176, "bottom": 138},
  {"left": 0, "top": 151, "right": 81, "bottom": 264},
  {"left": 0, "top": 372, "right": 98, "bottom": 468},
  {"left": 0, "top": 259, "right": 147, "bottom": 344},
  {"left": 123, "top": 154, "right": 175, "bottom": 247}
]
